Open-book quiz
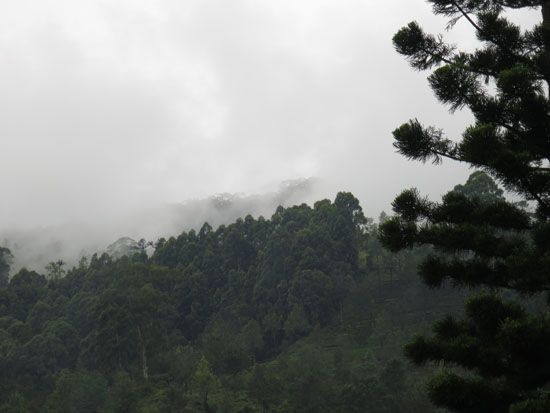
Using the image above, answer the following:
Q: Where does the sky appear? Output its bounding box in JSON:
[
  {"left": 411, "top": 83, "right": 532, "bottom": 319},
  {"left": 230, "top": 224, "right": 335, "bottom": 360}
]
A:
[{"left": 0, "top": 0, "right": 541, "bottom": 233}]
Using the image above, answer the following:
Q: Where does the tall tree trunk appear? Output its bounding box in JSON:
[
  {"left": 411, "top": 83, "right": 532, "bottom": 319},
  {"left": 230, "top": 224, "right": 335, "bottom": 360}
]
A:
[
  {"left": 116, "top": 330, "right": 122, "bottom": 369},
  {"left": 137, "top": 326, "right": 148, "bottom": 380},
  {"left": 141, "top": 344, "right": 148, "bottom": 381},
  {"left": 542, "top": 1, "right": 550, "bottom": 91},
  {"left": 203, "top": 390, "right": 210, "bottom": 413}
]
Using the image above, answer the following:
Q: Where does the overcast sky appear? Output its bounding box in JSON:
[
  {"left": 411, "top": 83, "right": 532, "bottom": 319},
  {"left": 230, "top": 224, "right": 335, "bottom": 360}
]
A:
[{"left": 0, "top": 0, "right": 540, "bottom": 230}]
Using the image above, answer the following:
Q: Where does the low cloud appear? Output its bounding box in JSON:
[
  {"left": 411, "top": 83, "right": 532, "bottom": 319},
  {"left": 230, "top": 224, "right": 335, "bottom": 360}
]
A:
[{"left": 0, "top": 1, "right": 539, "bottom": 268}]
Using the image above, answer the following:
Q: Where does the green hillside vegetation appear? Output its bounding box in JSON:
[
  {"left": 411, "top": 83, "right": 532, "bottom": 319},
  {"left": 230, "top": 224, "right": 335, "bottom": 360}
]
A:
[{"left": 0, "top": 189, "right": 473, "bottom": 412}]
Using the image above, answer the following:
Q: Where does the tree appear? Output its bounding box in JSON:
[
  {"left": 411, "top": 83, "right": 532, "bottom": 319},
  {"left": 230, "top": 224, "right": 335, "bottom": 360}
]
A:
[
  {"left": 0, "top": 391, "right": 27, "bottom": 413},
  {"left": 45, "top": 370, "right": 107, "bottom": 413},
  {"left": 8, "top": 269, "right": 47, "bottom": 321},
  {"left": 190, "top": 357, "right": 221, "bottom": 412},
  {"left": 0, "top": 248, "right": 12, "bottom": 288},
  {"left": 452, "top": 171, "right": 505, "bottom": 203},
  {"left": 283, "top": 304, "right": 311, "bottom": 340},
  {"left": 246, "top": 364, "right": 281, "bottom": 412},
  {"left": 86, "top": 283, "right": 175, "bottom": 380},
  {"left": 380, "top": 2, "right": 550, "bottom": 412},
  {"left": 45, "top": 260, "right": 66, "bottom": 281}
]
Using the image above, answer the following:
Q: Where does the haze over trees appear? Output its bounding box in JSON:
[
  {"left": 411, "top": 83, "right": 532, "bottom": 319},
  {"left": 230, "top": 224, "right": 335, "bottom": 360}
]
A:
[
  {"left": 0, "top": 187, "right": 476, "bottom": 412},
  {"left": 380, "top": 0, "right": 550, "bottom": 412},
  {"left": 1, "top": 178, "right": 319, "bottom": 275}
]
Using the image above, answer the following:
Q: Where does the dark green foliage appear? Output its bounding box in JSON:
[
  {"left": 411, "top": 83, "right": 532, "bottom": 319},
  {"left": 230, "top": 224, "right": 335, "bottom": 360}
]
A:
[
  {"left": 0, "top": 191, "right": 461, "bottom": 411},
  {"left": 509, "top": 393, "right": 550, "bottom": 413},
  {"left": 382, "top": 1, "right": 550, "bottom": 411},
  {"left": 452, "top": 171, "right": 504, "bottom": 203},
  {"left": 427, "top": 371, "right": 514, "bottom": 413},
  {"left": 0, "top": 247, "right": 12, "bottom": 288},
  {"left": 45, "top": 370, "right": 108, "bottom": 413},
  {"left": 152, "top": 194, "right": 364, "bottom": 347},
  {"left": 7, "top": 269, "right": 48, "bottom": 321},
  {"left": 0, "top": 391, "right": 28, "bottom": 413}
]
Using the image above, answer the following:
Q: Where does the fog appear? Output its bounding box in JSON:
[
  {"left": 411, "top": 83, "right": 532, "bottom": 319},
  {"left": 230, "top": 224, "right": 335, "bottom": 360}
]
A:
[
  {"left": 3, "top": 178, "right": 322, "bottom": 271},
  {"left": 0, "top": 1, "right": 540, "bottom": 270}
]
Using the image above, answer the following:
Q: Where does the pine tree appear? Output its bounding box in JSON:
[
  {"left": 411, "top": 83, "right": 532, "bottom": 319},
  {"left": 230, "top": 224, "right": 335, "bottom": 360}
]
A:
[{"left": 379, "top": 1, "right": 550, "bottom": 412}]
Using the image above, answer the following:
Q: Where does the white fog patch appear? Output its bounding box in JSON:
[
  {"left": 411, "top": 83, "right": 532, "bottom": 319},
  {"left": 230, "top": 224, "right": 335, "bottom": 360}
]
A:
[{"left": 0, "top": 1, "right": 540, "bottom": 268}]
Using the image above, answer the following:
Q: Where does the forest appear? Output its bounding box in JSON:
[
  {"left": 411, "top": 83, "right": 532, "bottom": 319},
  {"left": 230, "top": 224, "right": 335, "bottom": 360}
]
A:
[
  {"left": 0, "top": 187, "right": 467, "bottom": 412},
  {"left": 2, "top": 170, "right": 523, "bottom": 412}
]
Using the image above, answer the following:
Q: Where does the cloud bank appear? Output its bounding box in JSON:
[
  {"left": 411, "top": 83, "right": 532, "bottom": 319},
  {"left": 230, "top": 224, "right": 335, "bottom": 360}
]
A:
[{"left": 0, "top": 1, "right": 539, "bottom": 266}]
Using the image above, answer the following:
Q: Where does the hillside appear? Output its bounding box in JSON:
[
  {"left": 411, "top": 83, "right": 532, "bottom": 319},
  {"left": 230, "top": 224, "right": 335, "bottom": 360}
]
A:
[
  {"left": 0, "top": 192, "right": 463, "bottom": 412},
  {"left": 1, "top": 178, "right": 320, "bottom": 274}
]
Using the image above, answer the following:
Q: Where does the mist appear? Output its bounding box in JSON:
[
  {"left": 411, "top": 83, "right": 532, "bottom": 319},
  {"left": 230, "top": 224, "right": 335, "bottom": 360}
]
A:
[
  {"left": 3, "top": 178, "right": 324, "bottom": 272},
  {"left": 0, "top": 1, "right": 539, "bottom": 270}
]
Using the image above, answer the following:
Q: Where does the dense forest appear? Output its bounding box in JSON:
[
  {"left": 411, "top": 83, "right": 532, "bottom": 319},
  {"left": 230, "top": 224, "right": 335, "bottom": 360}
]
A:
[
  {"left": 0, "top": 184, "right": 480, "bottom": 412},
  {"left": 3, "top": 0, "right": 550, "bottom": 411}
]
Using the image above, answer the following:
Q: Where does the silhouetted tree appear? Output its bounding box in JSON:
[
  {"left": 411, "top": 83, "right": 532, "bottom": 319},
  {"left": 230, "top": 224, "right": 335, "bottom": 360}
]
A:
[{"left": 381, "top": 1, "right": 550, "bottom": 411}]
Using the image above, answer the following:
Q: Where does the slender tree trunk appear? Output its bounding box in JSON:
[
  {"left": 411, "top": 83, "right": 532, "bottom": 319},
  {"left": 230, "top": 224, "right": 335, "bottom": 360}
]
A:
[
  {"left": 116, "top": 331, "right": 122, "bottom": 369},
  {"left": 542, "top": 1, "right": 550, "bottom": 91},
  {"left": 141, "top": 345, "right": 148, "bottom": 381},
  {"left": 137, "top": 326, "right": 148, "bottom": 380},
  {"left": 378, "top": 272, "right": 381, "bottom": 299},
  {"left": 203, "top": 391, "right": 210, "bottom": 413}
]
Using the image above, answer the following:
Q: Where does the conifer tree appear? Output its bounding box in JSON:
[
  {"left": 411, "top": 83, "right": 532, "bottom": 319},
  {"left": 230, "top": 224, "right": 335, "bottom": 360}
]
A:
[{"left": 380, "top": 1, "right": 550, "bottom": 412}]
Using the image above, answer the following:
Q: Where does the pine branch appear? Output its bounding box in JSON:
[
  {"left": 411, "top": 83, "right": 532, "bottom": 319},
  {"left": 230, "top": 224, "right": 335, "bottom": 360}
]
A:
[
  {"left": 519, "top": 177, "right": 550, "bottom": 210},
  {"left": 429, "top": 146, "right": 550, "bottom": 209},
  {"left": 418, "top": 44, "right": 497, "bottom": 78},
  {"left": 449, "top": 1, "right": 527, "bottom": 62},
  {"left": 432, "top": 149, "right": 463, "bottom": 162},
  {"left": 450, "top": 0, "right": 484, "bottom": 33}
]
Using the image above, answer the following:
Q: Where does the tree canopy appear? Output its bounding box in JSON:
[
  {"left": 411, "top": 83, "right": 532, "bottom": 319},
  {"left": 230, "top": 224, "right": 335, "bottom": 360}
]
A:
[
  {"left": 0, "top": 247, "right": 12, "bottom": 288},
  {"left": 0, "top": 188, "right": 474, "bottom": 411}
]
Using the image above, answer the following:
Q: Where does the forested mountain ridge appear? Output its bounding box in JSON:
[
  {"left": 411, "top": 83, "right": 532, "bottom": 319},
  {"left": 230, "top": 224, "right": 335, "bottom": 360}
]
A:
[
  {"left": 1, "top": 178, "right": 319, "bottom": 275},
  {"left": 0, "top": 191, "right": 462, "bottom": 412}
]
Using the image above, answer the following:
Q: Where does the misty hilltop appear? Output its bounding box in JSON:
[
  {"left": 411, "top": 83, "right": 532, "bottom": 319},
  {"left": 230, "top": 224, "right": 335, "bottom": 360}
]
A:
[{"left": 1, "top": 178, "right": 321, "bottom": 273}]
